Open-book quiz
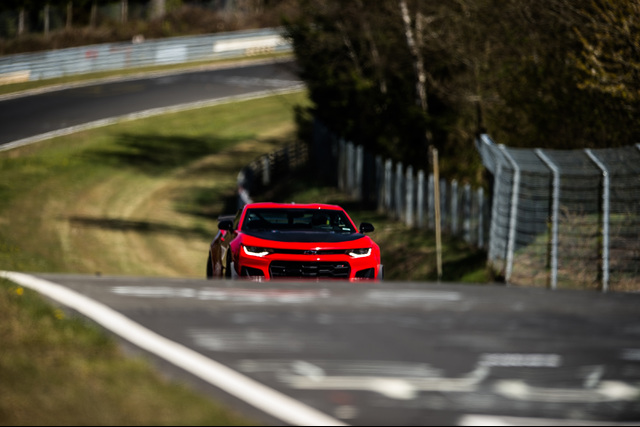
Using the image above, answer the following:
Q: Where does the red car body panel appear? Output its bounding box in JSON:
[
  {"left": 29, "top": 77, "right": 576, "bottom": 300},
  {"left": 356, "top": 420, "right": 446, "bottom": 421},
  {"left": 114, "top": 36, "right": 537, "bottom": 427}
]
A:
[{"left": 208, "top": 202, "right": 383, "bottom": 280}]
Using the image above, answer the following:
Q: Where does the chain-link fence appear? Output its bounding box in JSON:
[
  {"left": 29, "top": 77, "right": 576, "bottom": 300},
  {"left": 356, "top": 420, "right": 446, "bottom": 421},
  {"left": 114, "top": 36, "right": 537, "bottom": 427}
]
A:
[{"left": 476, "top": 134, "right": 640, "bottom": 292}]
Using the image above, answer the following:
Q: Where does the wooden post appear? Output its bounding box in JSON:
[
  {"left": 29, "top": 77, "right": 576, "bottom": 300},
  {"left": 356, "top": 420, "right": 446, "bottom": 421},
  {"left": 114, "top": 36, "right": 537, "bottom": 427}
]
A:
[{"left": 431, "top": 147, "right": 442, "bottom": 281}]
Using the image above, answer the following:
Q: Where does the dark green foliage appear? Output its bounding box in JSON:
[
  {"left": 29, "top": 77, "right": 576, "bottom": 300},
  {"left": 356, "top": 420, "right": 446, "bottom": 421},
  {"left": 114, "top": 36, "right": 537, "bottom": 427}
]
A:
[
  {"left": 283, "top": 0, "right": 442, "bottom": 171},
  {"left": 283, "top": 0, "right": 640, "bottom": 185}
]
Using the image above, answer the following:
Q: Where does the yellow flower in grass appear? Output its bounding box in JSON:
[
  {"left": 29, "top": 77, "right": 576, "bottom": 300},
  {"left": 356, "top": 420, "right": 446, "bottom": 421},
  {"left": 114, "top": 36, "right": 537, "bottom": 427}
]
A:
[
  {"left": 54, "top": 309, "right": 65, "bottom": 320},
  {"left": 14, "top": 287, "right": 23, "bottom": 296}
]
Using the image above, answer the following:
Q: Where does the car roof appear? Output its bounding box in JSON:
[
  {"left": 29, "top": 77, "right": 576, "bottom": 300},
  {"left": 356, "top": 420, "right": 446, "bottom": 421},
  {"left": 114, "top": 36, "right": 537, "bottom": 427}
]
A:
[{"left": 243, "top": 202, "right": 345, "bottom": 211}]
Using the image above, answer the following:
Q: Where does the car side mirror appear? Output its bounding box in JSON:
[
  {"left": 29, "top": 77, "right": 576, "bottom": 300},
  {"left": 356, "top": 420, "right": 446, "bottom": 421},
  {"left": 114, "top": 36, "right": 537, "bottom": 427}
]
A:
[
  {"left": 218, "top": 219, "right": 234, "bottom": 231},
  {"left": 359, "top": 222, "right": 374, "bottom": 233}
]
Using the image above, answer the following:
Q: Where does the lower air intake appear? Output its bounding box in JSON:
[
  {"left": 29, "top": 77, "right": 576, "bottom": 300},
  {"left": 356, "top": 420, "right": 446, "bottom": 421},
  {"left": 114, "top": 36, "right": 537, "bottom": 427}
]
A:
[{"left": 269, "top": 261, "right": 351, "bottom": 278}]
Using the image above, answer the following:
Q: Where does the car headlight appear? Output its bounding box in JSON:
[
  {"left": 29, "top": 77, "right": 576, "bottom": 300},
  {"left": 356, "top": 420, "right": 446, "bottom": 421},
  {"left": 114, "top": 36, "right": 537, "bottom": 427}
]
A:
[
  {"left": 243, "top": 246, "right": 273, "bottom": 257},
  {"left": 348, "top": 248, "right": 372, "bottom": 258}
]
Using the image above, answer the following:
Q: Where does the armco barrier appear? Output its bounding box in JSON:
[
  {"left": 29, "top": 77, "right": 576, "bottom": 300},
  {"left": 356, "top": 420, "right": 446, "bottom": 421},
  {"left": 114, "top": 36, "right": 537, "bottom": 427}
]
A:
[{"left": 0, "top": 28, "right": 292, "bottom": 82}]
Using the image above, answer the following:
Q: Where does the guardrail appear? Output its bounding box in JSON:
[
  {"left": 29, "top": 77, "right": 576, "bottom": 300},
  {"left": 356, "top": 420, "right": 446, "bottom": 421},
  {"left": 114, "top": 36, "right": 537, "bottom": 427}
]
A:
[{"left": 0, "top": 28, "right": 292, "bottom": 83}]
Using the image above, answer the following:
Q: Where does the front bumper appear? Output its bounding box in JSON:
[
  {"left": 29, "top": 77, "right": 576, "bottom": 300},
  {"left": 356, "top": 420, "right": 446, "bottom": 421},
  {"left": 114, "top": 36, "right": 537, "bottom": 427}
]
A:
[{"left": 237, "top": 252, "right": 382, "bottom": 280}]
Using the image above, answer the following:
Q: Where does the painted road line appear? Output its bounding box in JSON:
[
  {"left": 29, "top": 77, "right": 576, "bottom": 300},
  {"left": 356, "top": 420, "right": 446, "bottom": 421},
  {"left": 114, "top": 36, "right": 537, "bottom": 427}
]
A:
[{"left": 0, "top": 271, "right": 346, "bottom": 426}]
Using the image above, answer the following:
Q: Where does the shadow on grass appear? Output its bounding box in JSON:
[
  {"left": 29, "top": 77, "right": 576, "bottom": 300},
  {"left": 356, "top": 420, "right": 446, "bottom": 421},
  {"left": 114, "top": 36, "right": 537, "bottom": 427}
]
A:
[
  {"left": 67, "top": 216, "right": 211, "bottom": 240},
  {"left": 84, "top": 133, "right": 246, "bottom": 175},
  {"left": 174, "top": 137, "right": 291, "bottom": 220},
  {"left": 175, "top": 186, "right": 242, "bottom": 221},
  {"left": 433, "top": 246, "right": 489, "bottom": 282}
]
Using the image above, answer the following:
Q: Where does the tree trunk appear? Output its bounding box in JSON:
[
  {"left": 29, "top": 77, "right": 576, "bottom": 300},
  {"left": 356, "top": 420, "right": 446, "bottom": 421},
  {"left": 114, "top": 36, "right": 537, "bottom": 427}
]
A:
[
  {"left": 44, "top": 4, "right": 50, "bottom": 35},
  {"left": 150, "top": 0, "right": 166, "bottom": 19},
  {"left": 18, "top": 8, "right": 25, "bottom": 36},
  {"left": 121, "top": 0, "right": 128, "bottom": 24},
  {"left": 66, "top": 1, "right": 73, "bottom": 30},
  {"left": 90, "top": 1, "right": 97, "bottom": 27}
]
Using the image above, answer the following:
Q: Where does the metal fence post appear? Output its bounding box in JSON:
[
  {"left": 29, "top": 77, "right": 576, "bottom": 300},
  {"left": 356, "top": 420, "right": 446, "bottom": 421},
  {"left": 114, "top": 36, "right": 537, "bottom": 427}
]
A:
[
  {"left": 385, "top": 159, "right": 393, "bottom": 213},
  {"left": 535, "top": 149, "right": 560, "bottom": 291},
  {"left": 463, "top": 183, "right": 471, "bottom": 243},
  {"left": 440, "top": 178, "right": 448, "bottom": 232},
  {"left": 585, "top": 149, "right": 610, "bottom": 293},
  {"left": 406, "top": 166, "right": 414, "bottom": 227},
  {"left": 487, "top": 161, "right": 502, "bottom": 266},
  {"left": 355, "top": 145, "right": 364, "bottom": 200},
  {"left": 346, "top": 142, "right": 354, "bottom": 194},
  {"left": 338, "top": 139, "right": 346, "bottom": 192},
  {"left": 376, "top": 155, "right": 384, "bottom": 213},
  {"left": 417, "top": 170, "right": 425, "bottom": 229},
  {"left": 451, "top": 179, "right": 458, "bottom": 235},
  {"left": 396, "top": 162, "right": 404, "bottom": 220},
  {"left": 477, "top": 187, "right": 485, "bottom": 249},
  {"left": 499, "top": 145, "right": 521, "bottom": 285}
]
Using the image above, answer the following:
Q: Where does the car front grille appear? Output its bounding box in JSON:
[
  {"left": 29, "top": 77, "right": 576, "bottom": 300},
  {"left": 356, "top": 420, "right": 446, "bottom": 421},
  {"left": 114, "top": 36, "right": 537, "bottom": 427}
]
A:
[
  {"left": 269, "top": 261, "right": 351, "bottom": 278},
  {"left": 270, "top": 249, "right": 346, "bottom": 255}
]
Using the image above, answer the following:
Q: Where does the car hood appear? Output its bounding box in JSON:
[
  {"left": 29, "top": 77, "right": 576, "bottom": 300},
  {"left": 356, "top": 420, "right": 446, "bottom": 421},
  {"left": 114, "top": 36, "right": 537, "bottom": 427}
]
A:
[{"left": 242, "top": 230, "right": 368, "bottom": 244}]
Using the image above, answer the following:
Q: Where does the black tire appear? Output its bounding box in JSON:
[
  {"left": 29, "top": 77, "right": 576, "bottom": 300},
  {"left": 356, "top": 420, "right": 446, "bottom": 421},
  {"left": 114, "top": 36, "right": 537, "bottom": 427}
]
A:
[
  {"left": 206, "top": 252, "right": 213, "bottom": 279},
  {"left": 225, "top": 252, "right": 232, "bottom": 279}
]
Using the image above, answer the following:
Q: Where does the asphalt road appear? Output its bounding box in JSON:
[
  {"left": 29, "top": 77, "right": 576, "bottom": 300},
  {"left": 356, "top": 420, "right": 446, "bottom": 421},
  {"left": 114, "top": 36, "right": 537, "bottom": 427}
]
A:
[
  {"left": 0, "top": 58, "right": 302, "bottom": 148},
  {"left": 5, "top": 272, "right": 640, "bottom": 426}
]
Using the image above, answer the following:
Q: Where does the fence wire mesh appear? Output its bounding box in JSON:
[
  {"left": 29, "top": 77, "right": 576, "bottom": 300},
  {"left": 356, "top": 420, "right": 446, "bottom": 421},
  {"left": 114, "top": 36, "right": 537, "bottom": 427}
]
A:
[{"left": 476, "top": 134, "right": 640, "bottom": 292}]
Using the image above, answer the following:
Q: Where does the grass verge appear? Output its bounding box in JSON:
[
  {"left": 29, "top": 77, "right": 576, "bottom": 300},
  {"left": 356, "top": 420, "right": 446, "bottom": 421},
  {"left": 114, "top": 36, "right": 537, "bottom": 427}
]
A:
[{"left": 0, "top": 278, "right": 258, "bottom": 426}]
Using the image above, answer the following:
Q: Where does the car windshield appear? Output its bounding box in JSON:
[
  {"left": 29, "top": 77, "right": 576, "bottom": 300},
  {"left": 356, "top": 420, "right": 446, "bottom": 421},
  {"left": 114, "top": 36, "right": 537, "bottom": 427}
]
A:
[{"left": 242, "top": 208, "right": 357, "bottom": 233}]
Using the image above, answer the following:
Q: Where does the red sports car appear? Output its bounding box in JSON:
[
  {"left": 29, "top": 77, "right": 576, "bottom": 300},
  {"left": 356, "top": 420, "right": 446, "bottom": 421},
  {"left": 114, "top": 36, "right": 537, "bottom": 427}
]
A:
[{"left": 207, "top": 202, "right": 383, "bottom": 280}]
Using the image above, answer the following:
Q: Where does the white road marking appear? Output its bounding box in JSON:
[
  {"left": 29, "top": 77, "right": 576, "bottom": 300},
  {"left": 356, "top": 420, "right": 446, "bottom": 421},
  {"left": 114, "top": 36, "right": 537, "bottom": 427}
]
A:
[
  {"left": 0, "top": 271, "right": 347, "bottom": 426},
  {"left": 111, "top": 285, "right": 330, "bottom": 303},
  {"left": 622, "top": 349, "right": 640, "bottom": 361},
  {"left": 367, "top": 289, "right": 461, "bottom": 302},
  {"left": 459, "top": 414, "right": 640, "bottom": 426},
  {"left": 237, "top": 359, "right": 444, "bottom": 378},
  {"left": 479, "top": 353, "right": 562, "bottom": 368},
  {"left": 111, "top": 286, "right": 198, "bottom": 298},
  {"left": 584, "top": 366, "right": 605, "bottom": 389},
  {"left": 189, "top": 328, "right": 333, "bottom": 352},
  {"left": 281, "top": 366, "right": 490, "bottom": 399},
  {"left": 494, "top": 379, "right": 639, "bottom": 403},
  {"left": 292, "top": 360, "right": 326, "bottom": 381}
]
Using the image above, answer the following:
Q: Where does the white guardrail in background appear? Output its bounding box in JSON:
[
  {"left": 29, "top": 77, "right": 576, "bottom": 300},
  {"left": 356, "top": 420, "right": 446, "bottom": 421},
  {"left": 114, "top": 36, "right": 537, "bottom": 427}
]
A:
[{"left": 0, "top": 27, "right": 292, "bottom": 83}]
